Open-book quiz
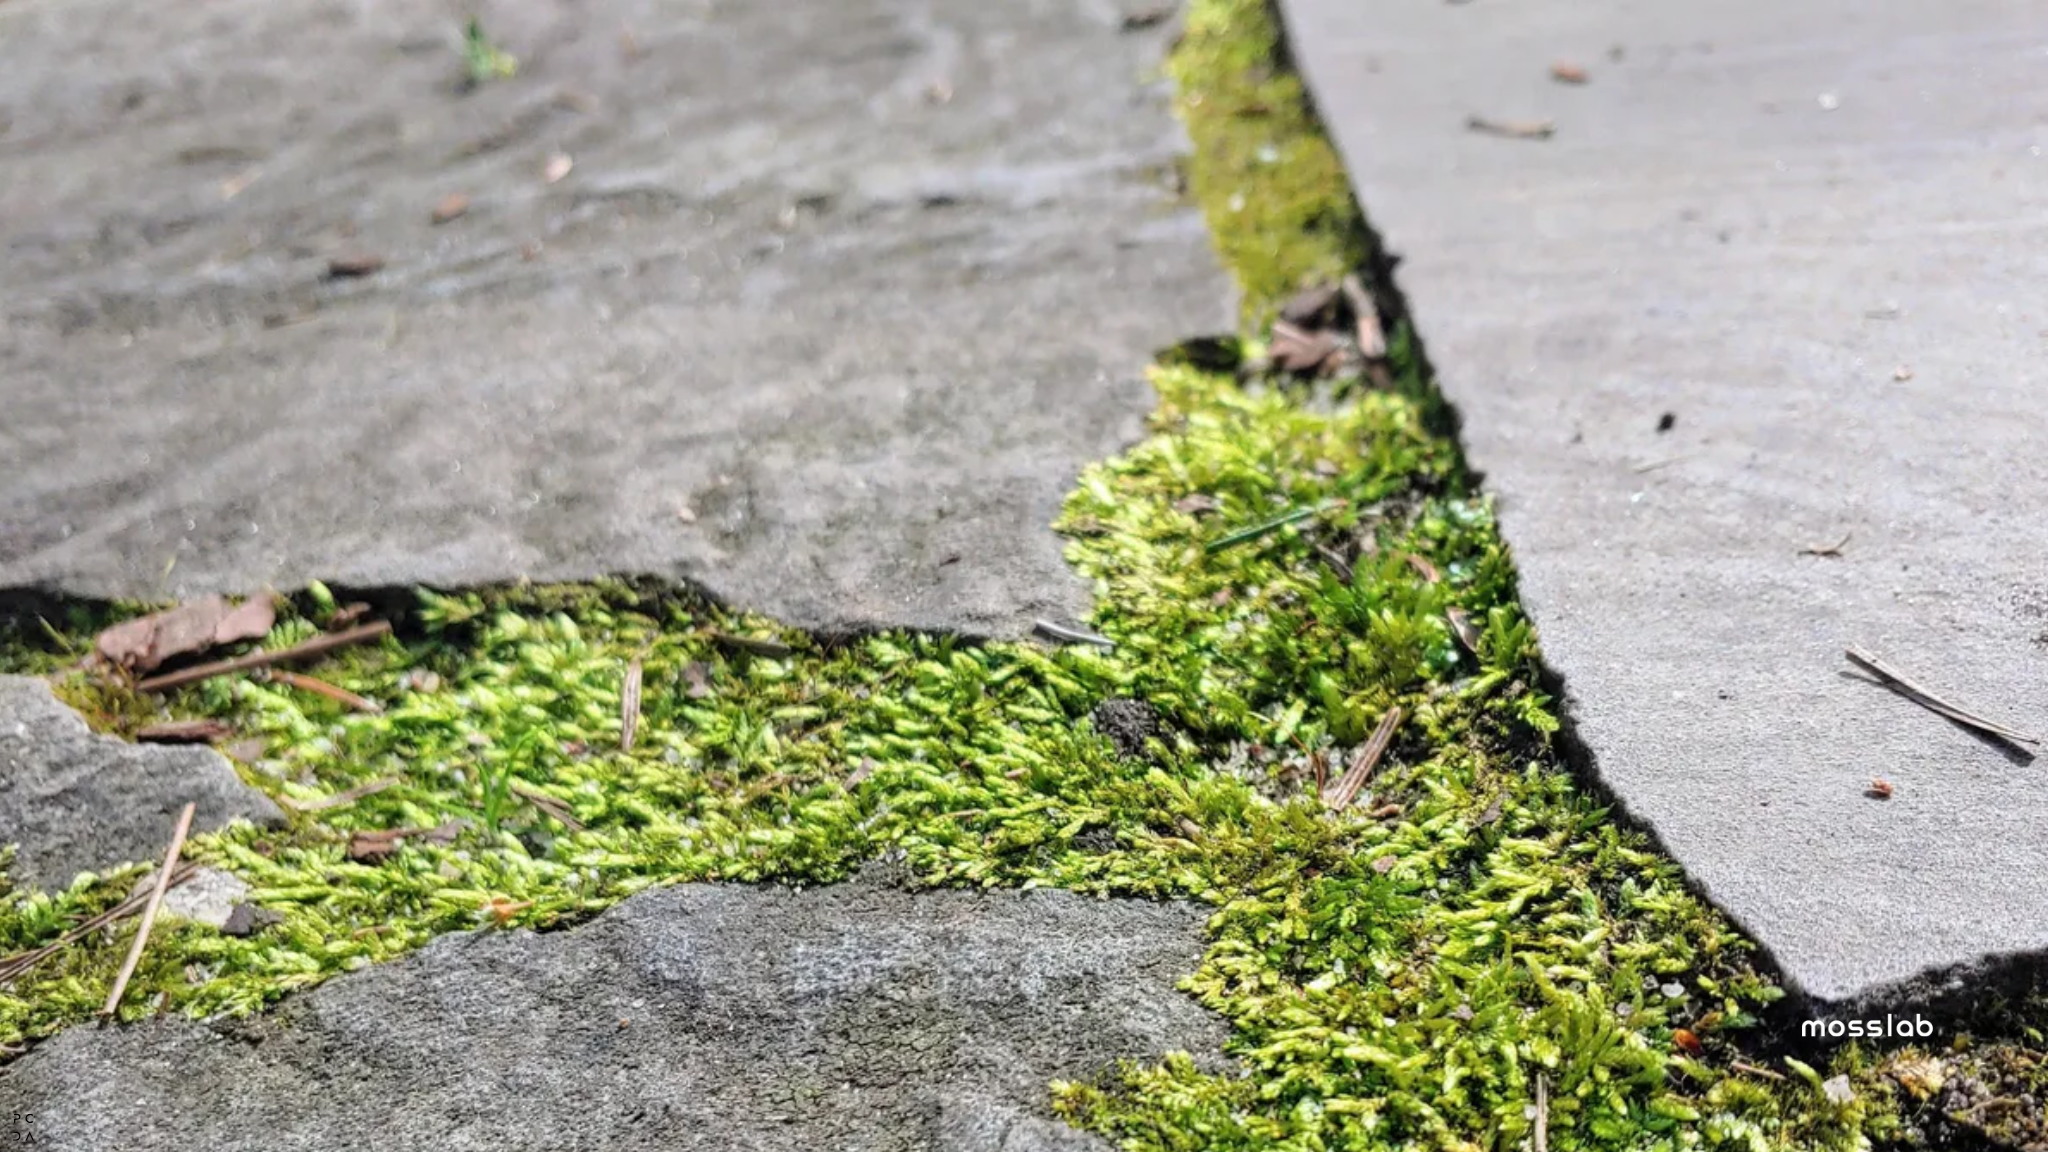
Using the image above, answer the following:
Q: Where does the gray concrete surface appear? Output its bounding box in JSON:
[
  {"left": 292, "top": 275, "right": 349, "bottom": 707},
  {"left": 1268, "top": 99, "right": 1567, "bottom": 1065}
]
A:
[
  {"left": 0, "top": 876, "right": 1227, "bottom": 1152},
  {"left": 0, "top": 675, "right": 284, "bottom": 890},
  {"left": 0, "top": 0, "right": 1229, "bottom": 639},
  {"left": 1280, "top": 0, "right": 2048, "bottom": 1010}
]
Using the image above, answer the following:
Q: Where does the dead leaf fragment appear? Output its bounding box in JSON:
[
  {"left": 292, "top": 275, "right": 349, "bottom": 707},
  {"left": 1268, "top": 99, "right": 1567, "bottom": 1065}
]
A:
[
  {"left": 1172, "top": 493, "right": 1221, "bottom": 516},
  {"left": 1446, "top": 607, "right": 1481, "bottom": 654},
  {"left": 135, "top": 719, "right": 232, "bottom": 745},
  {"left": 1550, "top": 62, "right": 1589, "bottom": 84},
  {"left": 431, "top": 192, "right": 471, "bottom": 224},
  {"left": 327, "top": 253, "right": 386, "bottom": 278},
  {"left": 1370, "top": 855, "right": 1398, "bottom": 874},
  {"left": 213, "top": 596, "right": 277, "bottom": 646},
  {"left": 93, "top": 595, "right": 273, "bottom": 674},
  {"left": 543, "top": 153, "right": 574, "bottom": 183}
]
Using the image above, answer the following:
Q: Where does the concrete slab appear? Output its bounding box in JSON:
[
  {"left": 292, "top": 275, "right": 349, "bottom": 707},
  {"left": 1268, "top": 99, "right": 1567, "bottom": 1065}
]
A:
[
  {"left": 1279, "top": 0, "right": 2048, "bottom": 1009},
  {"left": 0, "top": 877, "right": 1227, "bottom": 1151},
  {"left": 0, "top": 0, "right": 1230, "bottom": 638},
  {"left": 0, "top": 675, "right": 284, "bottom": 891}
]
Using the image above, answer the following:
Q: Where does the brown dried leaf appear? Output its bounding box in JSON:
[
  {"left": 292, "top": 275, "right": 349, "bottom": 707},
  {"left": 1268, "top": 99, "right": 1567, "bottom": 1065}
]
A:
[
  {"left": 213, "top": 596, "right": 276, "bottom": 646},
  {"left": 95, "top": 597, "right": 257, "bottom": 673},
  {"left": 1446, "top": 606, "right": 1481, "bottom": 654}
]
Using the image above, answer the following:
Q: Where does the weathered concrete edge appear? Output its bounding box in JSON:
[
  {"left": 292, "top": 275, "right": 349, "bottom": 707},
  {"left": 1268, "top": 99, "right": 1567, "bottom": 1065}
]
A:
[{"left": 1260, "top": 0, "right": 2040, "bottom": 1027}]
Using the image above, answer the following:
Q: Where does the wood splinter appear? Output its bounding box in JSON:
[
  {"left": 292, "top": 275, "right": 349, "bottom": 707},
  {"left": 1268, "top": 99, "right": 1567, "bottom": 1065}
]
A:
[
  {"left": 1323, "top": 707, "right": 1403, "bottom": 810},
  {"left": 134, "top": 621, "right": 393, "bottom": 693},
  {"left": 101, "top": 802, "right": 196, "bottom": 1018}
]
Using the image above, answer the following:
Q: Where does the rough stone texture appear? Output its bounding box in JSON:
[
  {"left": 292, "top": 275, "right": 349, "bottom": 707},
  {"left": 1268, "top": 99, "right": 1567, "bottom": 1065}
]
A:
[
  {"left": 146, "top": 864, "right": 253, "bottom": 930},
  {"left": 1280, "top": 0, "right": 2048, "bottom": 1011},
  {"left": 0, "top": 675, "right": 284, "bottom": 890},
  {"left": 0, "top": 877, "right": 1227, "bottom": 1151},
  {"left": 0, "top": 0, "right": 1231, "bottom": 639}
]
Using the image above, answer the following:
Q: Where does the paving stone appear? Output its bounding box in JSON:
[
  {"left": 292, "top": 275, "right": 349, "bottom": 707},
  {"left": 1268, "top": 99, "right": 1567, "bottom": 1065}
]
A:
[
  {"left": 0, "top": 0, "right": 1231, "bottom": 639},
  {"left": 1279, "top": 0, "right": 2048, "bottom": 1010},
  {"left": 0, "top": 876, "right": 1228, "bottom": 1151},
  {"left": 0, "top": 675, "right": 284, "bottom": 891}
]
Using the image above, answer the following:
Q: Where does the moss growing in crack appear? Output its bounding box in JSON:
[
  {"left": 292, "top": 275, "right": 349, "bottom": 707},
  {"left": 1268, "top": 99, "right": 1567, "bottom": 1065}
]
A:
[
  {"left": 0, "top": 0, "right": 2005, "bottom": 1147},
  {"left": 1167, "top": 0, "right": 1369, "bottom": 327}
]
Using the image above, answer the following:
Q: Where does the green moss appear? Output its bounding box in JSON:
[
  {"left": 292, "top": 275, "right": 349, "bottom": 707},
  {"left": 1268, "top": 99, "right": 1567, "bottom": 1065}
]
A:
[
  {"left": 0, "top": 0, "right": 2020, "bottom": 1147},
  {"left": 1168, "top": 0, "right": 1370, "bottom": 327}
]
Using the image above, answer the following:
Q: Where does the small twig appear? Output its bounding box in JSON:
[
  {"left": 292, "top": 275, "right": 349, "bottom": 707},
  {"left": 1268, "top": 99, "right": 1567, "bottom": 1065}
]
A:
[
  {"left": 0, "top": 863, "right": 198, "bottom": 986},
  {"left": 1033, "top": 619, "right": 1116, "bottom": 650},
  {"left": 1732, "top": 1060, "right": 1788, "bottom": 1082},
  {"left": 1466, "top": 114, "right": 1555, "bottom": 140},
  {"left": 135, "top": 719, "right": 232, "bottom": 744},
  {"left": 1845, "top": 646, "right": 2042, "bottom": 748},
  {"left": 1323, "top": 707, "right": 1403, "bottom": 810},
  {"left": 1339, "top": 273, "right": 1387, "bottom": 360},
  {"left": 101, "top": 803, "right": 195, "bottom": 1018},
  {"left": 276, "top": 776, "right": 401, "bottom": 814},
  {"left": 1800, "top": 531, "right": 1852, "bottom": 558},
  {"left": 710, "top": 630, "right": 794, "bottom": 659},
  {"left": 1534, "top": 1072, "right": 1549, "bottom": 1152},
  {"left": 1404, "top": 553, "right": 1442, "bottom": 583},
  {"left": 265, "top": 669, "right": 383, "bottom": 714},
  {"left": 509, "top": 780, "right": 585, "bottom": 831},
  {"left": 134, "top": 621, "right": 392, "bottom": 693},
  {"left": 1315, "top": 544, "right": 1355, "bottom": 585},
  {"left": 620, "top": 652, "right": 645, "bottom": 753}
]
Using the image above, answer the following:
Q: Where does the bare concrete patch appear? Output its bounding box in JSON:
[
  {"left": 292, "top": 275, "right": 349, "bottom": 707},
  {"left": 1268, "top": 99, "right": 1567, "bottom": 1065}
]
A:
[
  {"left": 0, "top": 0, "right": 1231, "bottom": 638},
  {"left": 0, "top": 675, "right": 283, "bottom": 890},
  {"left": 0, "top": 876, "right": 1227, "bottom": 1151}
]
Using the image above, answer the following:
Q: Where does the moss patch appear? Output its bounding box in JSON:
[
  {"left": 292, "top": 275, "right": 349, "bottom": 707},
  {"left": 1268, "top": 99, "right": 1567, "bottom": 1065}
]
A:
[{"left": 0, "top": 0, "right": 2022, "bottom": 1148}]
